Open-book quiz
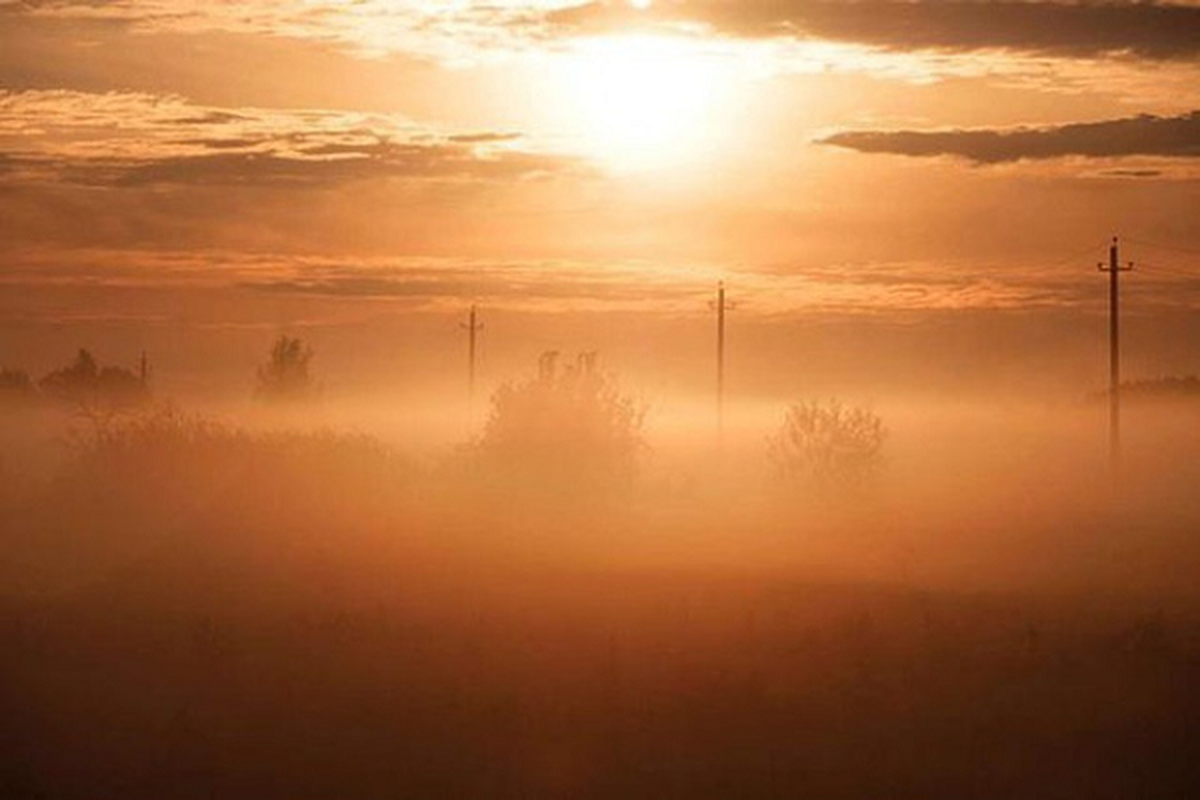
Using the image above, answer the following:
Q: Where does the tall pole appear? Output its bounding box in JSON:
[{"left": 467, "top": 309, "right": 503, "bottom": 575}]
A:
[
  {"left": 461, "top": 305, "right": 483, "bottom": 416},
  {"left": 717, "top": 281, "right": 725, "bottom": 441},
  {"left": 1099, "top": 236, "right": 1133, "bottom": 464}
]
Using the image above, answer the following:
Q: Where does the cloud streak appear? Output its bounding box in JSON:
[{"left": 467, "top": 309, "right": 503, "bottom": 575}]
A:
[
  {"left": 0, "top": 90, "right": 581, "bottom": 189},
  {"left": 549, "top": 1, "right": 1200, "bottom": 61},
  {"left": 13, "top": 0, "right": 566, "bottom": 61},
  {"left": 819, "top": 111, "right": 1200, "bottom": 164},
  {"left": 5, "top": 1, "right": 1200, "bottom": 101},
  {"left": 15, "top": 1, "right": 1200, "bottom": 64},
  {"left": 3, "top": 247, "right": 1164, "bottom": 318}
]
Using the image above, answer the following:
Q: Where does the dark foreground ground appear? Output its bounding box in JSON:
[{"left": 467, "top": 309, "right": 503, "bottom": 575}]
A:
[{"left": 3, "top": 560, "right": 1199, "bottom": 799}]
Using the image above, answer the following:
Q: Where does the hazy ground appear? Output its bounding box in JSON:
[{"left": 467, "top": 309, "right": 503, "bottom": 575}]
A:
[{"left": 2, "top": 390, "right": 1200, "bottom": 798}]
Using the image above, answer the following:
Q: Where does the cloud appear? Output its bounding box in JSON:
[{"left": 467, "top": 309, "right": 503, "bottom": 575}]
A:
[
  {"left": 1098, "top": 168, "right": 1166, "bottom": 178},
  {"left": 448, "top": 133, "right": 524, "bottom": 144},
  {"left": 0, "top": 90, "right": 582, "bottom": 189},
  {"left": 20, "top": 0, "right": 1200, "bottom": 64},
  {"left": 6, "top": 245, "right": 1200, "bottom": 321},
  {"left": 14, "top": 0, "right": 563, "bottom": 62},
  {"left": 548, "top": 1, "right": 1200, "bottom": 61},
  {"left": 236, "top": 256, "right": 714, "bottom": 312},
  {"left": 819, "top": 111, "right": 1200, "bottom": 163},
  {"left": 8, "top": 1, "right": 1200, "bottom": 98}
]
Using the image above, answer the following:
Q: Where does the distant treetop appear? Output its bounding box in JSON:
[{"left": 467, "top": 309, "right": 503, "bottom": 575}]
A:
[
  {"left": 256, "top": 335, "right": 316, "bottom": 402},
  {"left": 38, "top": 348, "right": 150, "bottom": 411}
]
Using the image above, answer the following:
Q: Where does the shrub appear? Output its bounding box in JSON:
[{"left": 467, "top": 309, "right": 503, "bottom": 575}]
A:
[
  {"left": 57, "top": 405, "right": 412, "bottom": 538},
  {"left": 256, "top": 335, "right": 316, "bottom": 402},
  {"left": 768, "top": 399, "right": 886, "bottom": 491},
  {"left": 472, "top": 351, "right": 645, "bottom": 493}
]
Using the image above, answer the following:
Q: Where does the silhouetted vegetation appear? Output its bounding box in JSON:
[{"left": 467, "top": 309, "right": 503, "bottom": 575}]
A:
[
  {"left": 256, "top": 335, "right": 316, "bottom": 402},
  {"left": 768, "top": 399, "right": 886, "bottom": 491},
  {"left": 472, "top": 351, "right": 645, "bottom": 494},
  {"left": 37, "top": 348, "right": 150, "bottom": 411},
  {"left": 1120, "top": 375, "right": 1200, "bottom": 402},
  {"left": 54, "top": 406, "right": 411, "bottom": 542},
  {"left": 0, "top": 367, "right": 34, "bottom": 404}
]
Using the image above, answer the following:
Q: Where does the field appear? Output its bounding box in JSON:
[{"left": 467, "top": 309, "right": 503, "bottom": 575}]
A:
[{"left": 3, "top": 399, "right": 1200, "bottom": 798}]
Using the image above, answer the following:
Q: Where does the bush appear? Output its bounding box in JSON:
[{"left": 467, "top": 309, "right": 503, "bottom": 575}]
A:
[
  {"left": 56, "top": 405, "right": 412, "bottom": 538},
  {"left": 768, "top": 399, "right": 886, "bottom": 492},
  {"left": 256, "top": 335, "right": 316, "bottom": 402},
  {"left": 472, "top": 351, "right": 645, "bottom": 493}
]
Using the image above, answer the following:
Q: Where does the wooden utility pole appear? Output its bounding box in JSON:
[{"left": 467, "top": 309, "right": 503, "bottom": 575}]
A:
[
  {"left": 1098, "top": 237, "right": 1133, "bottom": 464},
  {"left": 711, "top": 281, "right": 734, "bottom": 443},
  {"left": 461, "top": 305, "right": 483, "bottom": 415}
]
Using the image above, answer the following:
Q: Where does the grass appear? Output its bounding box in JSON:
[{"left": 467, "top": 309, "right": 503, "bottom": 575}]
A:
[{"left": 1, "top": 404, "right": 1200, "bottom": 797}]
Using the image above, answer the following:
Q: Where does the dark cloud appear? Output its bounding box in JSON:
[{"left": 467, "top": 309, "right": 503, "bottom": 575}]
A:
[
  {"left": 548, "top": 1, "right": 1200, "bottom": 61},
  {"left": 243, "top": 277, "right": 466, "bottom": 299},
  {"left": 0, "top": 90, "right": 582, "bottom": 189},
  {"left": 1100, "top": 168, "right": 1166, "bottom": 178},
  {"left": 448, "top": 133, "right": 523, "bottom": 144},
  {"left": 179, "top": 137, "right": 268, "bottom": 151},
  {"left": 242, "top": 273, "right": 698, "bottom": 304},
  {"left": 175, "top": 111, "right": 252, "bottom": 125},
  {"left": 96, "top": 148, "right": 578, "bottom": 189},
  {"left": 819, "top": 111, "right": 1200, "bottom": 163}
]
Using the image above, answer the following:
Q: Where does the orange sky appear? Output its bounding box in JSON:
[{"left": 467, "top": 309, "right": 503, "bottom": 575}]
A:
[{"left": 2, "top": 0, "right": 1199, "bottom": 396}]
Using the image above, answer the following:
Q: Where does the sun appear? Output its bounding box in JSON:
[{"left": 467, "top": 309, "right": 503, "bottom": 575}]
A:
[{"left": 559, "top": 35, "right": 731, "bottom": 171}]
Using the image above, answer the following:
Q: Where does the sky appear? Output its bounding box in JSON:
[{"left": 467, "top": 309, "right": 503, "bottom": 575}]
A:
[{"left": 2, "top": 0, "right": 1199, "bottom": 399}]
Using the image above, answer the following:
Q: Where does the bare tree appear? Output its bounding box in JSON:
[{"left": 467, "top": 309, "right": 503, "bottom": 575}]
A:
[{"left": 768, "top": 399, "right": 886, "bottom": 491}]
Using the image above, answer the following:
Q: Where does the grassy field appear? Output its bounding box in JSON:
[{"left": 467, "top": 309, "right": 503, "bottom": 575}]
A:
[{"left": 2, "top": 402, "right": 1199, "bottom": 798}]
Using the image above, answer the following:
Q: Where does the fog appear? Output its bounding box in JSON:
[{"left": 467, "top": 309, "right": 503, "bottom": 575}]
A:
[
  {"left": 4, "top": 0, "right": 1199, "bottom": 791},
  {"left": 2, "top": 339, "right": 1200, "bottom": 796}
]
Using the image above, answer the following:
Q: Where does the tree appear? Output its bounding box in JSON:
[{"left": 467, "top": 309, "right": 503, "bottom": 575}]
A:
[
  {"left": 256, "top": 335, "right": 315, "bottom": 402},
  {"left": 39, "top": 349, "right": 149, "bottom": 410},
  {"left": 473, "top": 351, "right": 645, "bottom": 492},
  {"left": 768, "top": 399, "right": 886, "bottom": 491},
  {"left": 39, "top": 348, "right": 98, "bottom": 407}
]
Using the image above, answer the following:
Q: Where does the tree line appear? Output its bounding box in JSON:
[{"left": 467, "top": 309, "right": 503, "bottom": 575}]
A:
[
  {"left": 0, "top": 349, "right": 150, "bottom": 410},
  {"left": 0, "top": 335, "right": 317, "bottom": 410},
  {"left": 3, "top": 335, "right": 887, "bottom": 492}
]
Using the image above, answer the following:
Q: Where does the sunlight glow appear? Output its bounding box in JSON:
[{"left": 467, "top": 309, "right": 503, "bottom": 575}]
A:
[{"left": 560, "top": 35, "right": 731, "bottom": 171}]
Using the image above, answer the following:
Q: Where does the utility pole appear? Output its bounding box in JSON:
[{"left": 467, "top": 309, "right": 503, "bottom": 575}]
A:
[
  {"left": 710, "top": 282, "right": 735, "bottom": 444},
  {"left": 1098, "top": 236, "right": 1133, "bottom": 464},
  {"left": 461, "top": 305, "right": 483, "bottom": 416}
]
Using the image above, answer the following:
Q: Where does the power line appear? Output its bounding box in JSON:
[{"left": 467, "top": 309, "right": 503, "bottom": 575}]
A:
[
  {"left": 1136, "top": 262, "right": 1198, "bottom": 280},
  {"left": 1124, "top": 236, "right": 1200, "bottom": 258},
  {"left": 1041, "top": 238, "right": 1116, "bottom": 271}
]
